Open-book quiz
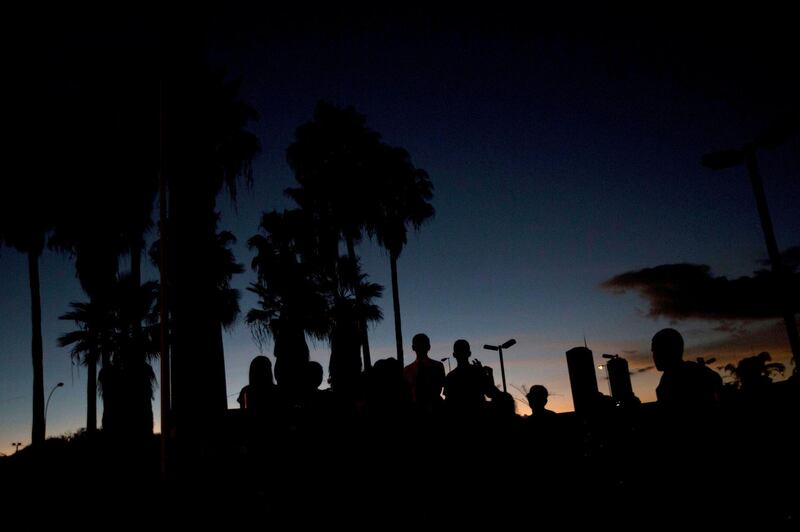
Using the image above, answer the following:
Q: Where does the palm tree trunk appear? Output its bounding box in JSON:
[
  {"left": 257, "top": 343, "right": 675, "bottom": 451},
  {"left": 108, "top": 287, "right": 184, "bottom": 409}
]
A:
[
  {"left": 130, "top": 239, "right": 143, "bottom": 367},
  {"left": 360, "top": 310, "right": 372, "bottom": 372},
  {"left": 131, "top": 240, "right": 142, "bottom": 289},
  {"left": 129, "top": 239, "right": 154, "bottom": 435},
  {"left": 168, "top": 176, "right": 228, "bottom": 442},
  {"left": 131, "top": 239, "right": 143, "bottom": 353},
  {"left": 390, "top": 250, "right": 404, "bottom": 367},
  {"left": 28, "top": 250, "right": 45, "bottom": 445},
  {"left": 345, "top": 235, "right": 371, "bottom": 370},
  {"left": 87, "top": 352, "right": 97, "bottom": 433},
  {"left": 99, "top": 350, "right": 112, "bottom": 431}
]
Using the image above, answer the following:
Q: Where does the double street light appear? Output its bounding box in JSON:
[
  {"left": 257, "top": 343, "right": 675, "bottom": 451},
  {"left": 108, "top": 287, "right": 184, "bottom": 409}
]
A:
[
  {"left": 483, "top": 339, "right": 516, "bottom": 393},
  {"left": 702, "top": 117, "right": 800, "bottom": 367}
]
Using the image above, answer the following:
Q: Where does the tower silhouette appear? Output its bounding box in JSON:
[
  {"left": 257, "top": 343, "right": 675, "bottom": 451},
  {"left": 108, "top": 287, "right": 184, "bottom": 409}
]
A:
[
  {"left": 605, "top": 354, "right": 634, "bottom": 402},
  {"left": 566, "top": 346, "right": 599, "bottom": 413}
]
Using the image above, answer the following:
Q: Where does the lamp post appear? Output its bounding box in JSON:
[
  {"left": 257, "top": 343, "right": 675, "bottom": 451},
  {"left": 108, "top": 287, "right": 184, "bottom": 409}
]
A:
[
  {"left": 44, "top": 382, "right": 64, "bottom": 437},
  {"left": 702, "top": 118, "right": 800, "bottom": 369},
  {"left": 483, "top": 339, "right": 516, "bottom": 393},
  {"left": 440, "top": 357, "right": 451, "bottom": 373}
]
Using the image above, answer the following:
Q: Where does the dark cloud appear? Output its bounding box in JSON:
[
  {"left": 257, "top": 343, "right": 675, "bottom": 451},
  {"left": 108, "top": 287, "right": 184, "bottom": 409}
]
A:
[
  {"left": 601, "top": 262, "right": 799, "bottom": 321},
  {"left": 712, "top": 322, "right": 749, "bottom": 336},
  {"left": 689, "top": 320, "right": 796, "bottom": 370}
]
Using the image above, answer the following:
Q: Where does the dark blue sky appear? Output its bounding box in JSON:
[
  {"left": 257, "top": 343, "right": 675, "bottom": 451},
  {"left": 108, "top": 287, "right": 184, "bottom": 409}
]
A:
[{"left": 2, "top": 6, "right": 798, "bottom": 453}]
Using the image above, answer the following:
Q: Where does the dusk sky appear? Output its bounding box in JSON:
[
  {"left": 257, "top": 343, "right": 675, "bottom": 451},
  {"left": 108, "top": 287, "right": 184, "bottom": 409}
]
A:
[{"left": 1, "top": 6, "right": 798, "bottom": 455}]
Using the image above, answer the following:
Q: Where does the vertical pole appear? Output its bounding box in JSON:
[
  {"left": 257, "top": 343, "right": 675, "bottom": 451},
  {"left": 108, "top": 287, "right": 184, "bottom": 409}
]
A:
[
  {"left": 498, "top": 347, "right": 507, "bottom": 393},
  {"left": 390, "top": 253, "right": 404, "bottom": 366},
  {"left": 745, "top": 148, "right": 800, "bottom": 367}
]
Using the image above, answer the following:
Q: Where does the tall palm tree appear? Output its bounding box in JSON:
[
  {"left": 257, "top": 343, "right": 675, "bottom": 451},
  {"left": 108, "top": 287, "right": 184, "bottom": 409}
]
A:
[
  {"left": 0, "top": 221, "right": 49, "bottom": 445},
  {"left": 150, "top": 217, "right": 245, "bottom": 335},
  {"left": 59, "top": 275, "right": 160, "bottom": 438},
  {"left": 57, "top": 300, "right": 114, "bottom": 433},
  {"left": 211, "top": 228, "right": 246, "bottom": 331},
  {"left": 368, "top": 145, "right": 434, "bottom": 366},
  {"left": 1, "top": 119, "right": 62, "bottom": 444},
  {"left": 247, "top": 209, "right": 330, "bottom": 392},
  {"left": 45, "top": 46, "right": 161, "bottom": 431},
  {"left": 328, "top": 256, "right": 383, "bottom": 394},
  {"left": 161, "top": 57, "right": 260, "bottom": 433},
  {"left": 111, "top": 275, "right": 160, "bottom": 440},
  {"left": 286, "top": 101, "right": 383, "bottom": 370},
  {"left": 1, "top": 43, "right": 77, "bottom": 444},
  {"left": 50, "top": 201, "right": 127, "bottom": 432}
]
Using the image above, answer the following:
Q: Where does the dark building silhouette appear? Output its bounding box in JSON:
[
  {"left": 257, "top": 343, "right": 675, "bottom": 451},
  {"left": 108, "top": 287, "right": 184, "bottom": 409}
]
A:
[
  {"left": 605, "top": 354, "right": 634, "bottom": 402},
  {"left": 565, "top": 347, "right": 599, "bottom": 413}
]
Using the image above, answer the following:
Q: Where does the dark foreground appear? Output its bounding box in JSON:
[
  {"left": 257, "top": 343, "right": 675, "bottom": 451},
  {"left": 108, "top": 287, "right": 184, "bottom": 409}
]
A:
[{"left": 3, "top": 384, "right": 797, "bottom": 528}]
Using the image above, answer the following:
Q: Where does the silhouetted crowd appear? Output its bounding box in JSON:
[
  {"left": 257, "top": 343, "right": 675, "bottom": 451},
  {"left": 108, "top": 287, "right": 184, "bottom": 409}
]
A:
[
  {"left": 2, "top": 329, "right": 796, "bottom": 527},
  {"left": 212, "top": 329, "right": 797, "bottom": 527}
]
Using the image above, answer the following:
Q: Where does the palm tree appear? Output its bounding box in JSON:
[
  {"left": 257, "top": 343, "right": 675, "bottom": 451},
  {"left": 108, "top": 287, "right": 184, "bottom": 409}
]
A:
[
  {"left": 1, "top": 51, "right": 77, "bottom": 444},
  {"left": 0, "top": 222, "right": 48, "bottom": 445},
  {"left": 150, "top": 216, "right": 245, "bottom": 333},
  {"left": 58, "top": 275, "right": 160, "bottom": 438},
  {"left": 1, "top": 135, "right": 61, "bottom": 444},
  {"left": 57, "top": 300, "right": 114, "bottom": 433},
  {"left": 247, "top": 209, "right": 330, "bottom": 393},
  {"left": 45, "top": 49, "right": 161, "bottom": 431},
  {"left": 161, "top": 59, "right": 260, "bottom": 432},
  {"left": 328, "top": 256, "right": 383, "bottom": 394},
  {"left": 50, "top": 202, "right": 128, "bottom": 432},
  {"left": 111, "top": 275, "right": 160, "bottom": 440},
  {"left": 286, "top": 101, "right": 383, "bottom": 370},
  {"left": 368, "top": 145, "right": 434, "bottom": 366},
  {"left": 212, "top": 228, "right": 246, "bottom": 331}
]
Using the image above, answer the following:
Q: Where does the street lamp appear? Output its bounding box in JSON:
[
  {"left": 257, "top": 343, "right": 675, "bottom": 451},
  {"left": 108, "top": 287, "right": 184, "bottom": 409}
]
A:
[
  {"left": 12, "top": 442, "right": 22, "bottom": 453},
  {"left": 483, "top": 339, "right": 516, "bottom": 393},
  {"left": 702, "top": 118, "right": 800, "bottom": 368},
  {"left": 440, "top": 357, "right": 451, "bottom": 373},
  {"left": 44, "top": 382, "right": 64, "bottom": 437}
]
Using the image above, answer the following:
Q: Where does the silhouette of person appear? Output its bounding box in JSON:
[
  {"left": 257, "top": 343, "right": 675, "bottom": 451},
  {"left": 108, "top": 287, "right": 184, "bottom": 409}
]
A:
[
  {"left": 238, "top": 355, "right": 277, "bottom": 417},
  {"left": 647, "top": 329, "right": 729, "bottom": 527},
  {"left": 403, "top": 333, "right": 445, "bottom": 412},
  {"left": 365, "top": 357, "right": 411, "bottom": 431},
  {"left": 651, "top": 328, "right": 721, "bottom": 410},
  {"left": 522, "top": 384, "right": 566, "bottom": 463},
  {"left": 286, "top": 360, "right": 329, "bottom": 437},
  {"left": 444, "top": 339, "right": 490, "bottom": 418},
  {"left": 526, "top": 385, "right": 558, "bottom": 419}
]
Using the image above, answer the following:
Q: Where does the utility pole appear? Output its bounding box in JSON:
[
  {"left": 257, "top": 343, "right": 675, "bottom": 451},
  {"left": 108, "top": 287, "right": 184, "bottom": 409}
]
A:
[{"left": 703, "top": 117, "right": 800, "bottom": 370}]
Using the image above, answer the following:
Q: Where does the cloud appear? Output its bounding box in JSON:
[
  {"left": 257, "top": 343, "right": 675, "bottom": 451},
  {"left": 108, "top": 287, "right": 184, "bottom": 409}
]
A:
[
  {"left": 601, "top": 261, "right": 799, "bottom": 321},
  {"left": 688, "top": 319, "right": 796, "bottom": 370}
]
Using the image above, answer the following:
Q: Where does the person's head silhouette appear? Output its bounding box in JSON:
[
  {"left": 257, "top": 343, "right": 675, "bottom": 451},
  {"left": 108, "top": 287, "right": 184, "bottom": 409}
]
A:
[
  {"left": 652, "top": 328, "right": 684, "bottom": 372},
  {"left": 412, "top": 333, "right": 431, "bottom": 358},
  {"left": 249, "top": 355, "right": 274, "bottom": 387},
  {"left": 526, "top": 384, "right": 549, "bottom": 411},
  {"left": 306, "top": 360, "right": 324, "bottom": 391},
  {"left": 453, "top": 339, "right": 471, "bottom": 363}
]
